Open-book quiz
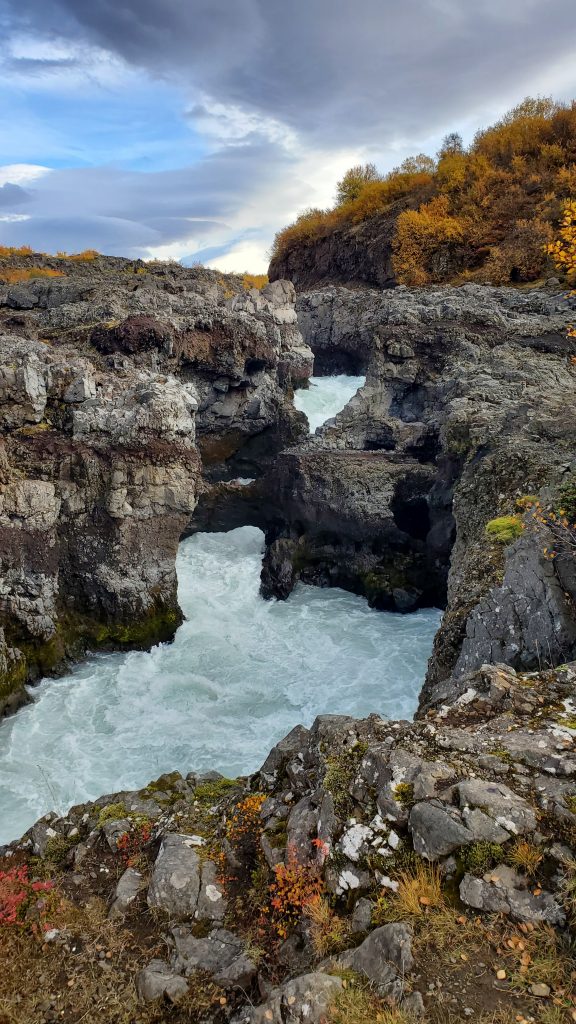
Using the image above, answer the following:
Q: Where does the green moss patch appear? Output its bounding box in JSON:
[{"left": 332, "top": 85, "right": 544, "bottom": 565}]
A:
[{"left": 485, "top": 515, "right": 524, "bottom": 544}]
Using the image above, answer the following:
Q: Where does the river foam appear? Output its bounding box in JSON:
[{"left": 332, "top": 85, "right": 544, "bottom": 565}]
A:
[
  {"left": 294, "top": 374, "right": 365, "bottom": 432},
  {"left": 0, "top": 526, "right": 441, "bottom": 844}
]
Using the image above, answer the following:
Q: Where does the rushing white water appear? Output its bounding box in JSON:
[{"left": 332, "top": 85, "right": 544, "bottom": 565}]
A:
[
  {"left": 294, "top": 374, "right": 365, "bottom": 432},
  {"left": 0, "top": 526, "right": 441, "bottom": 844}
]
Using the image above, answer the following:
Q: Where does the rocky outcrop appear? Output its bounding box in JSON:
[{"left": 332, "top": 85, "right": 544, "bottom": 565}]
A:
[
  {"left": 268, "top": 195, "right": 425, "bottom": 290},
  {"left": 0, "top": 257, "right": 311, "bottom": 713},
  {"left": 260, "top": 283, "right": 576, "bottom": 701},
  {"left": 4, "top": 661, "right": 575, "bottom": 1023}
]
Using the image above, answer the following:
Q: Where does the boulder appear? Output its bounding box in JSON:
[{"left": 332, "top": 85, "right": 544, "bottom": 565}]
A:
[
  {"left": 135, "top": 959, "right": 188, "bottom": 1003},
  {"left": 409, "top": 801, "right": 473, "bottom": 859},
  {"left": 250, "top": 972, "right": 342, "bottom": 1024},
  {"left": 335, "top": 923, "right": 413, "bottom": 994},
  {"left": 172, "top": 927, "right": 257, "bottom": 988},
  {"left": 147, "top": 834, "right": 201, "bottom": 919}
]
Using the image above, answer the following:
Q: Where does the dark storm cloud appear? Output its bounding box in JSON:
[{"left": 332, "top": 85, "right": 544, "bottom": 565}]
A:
[{"left": 4, "top": 0, "right": 576, "bottom": 144}]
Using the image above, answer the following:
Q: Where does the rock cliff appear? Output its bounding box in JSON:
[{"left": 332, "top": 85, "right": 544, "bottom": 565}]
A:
[
  {"left": 0, "top": 256, "right": 311, "bottom": 714},
  {"left": 259, "top": 284, "right": 576, "bottom": 708}
]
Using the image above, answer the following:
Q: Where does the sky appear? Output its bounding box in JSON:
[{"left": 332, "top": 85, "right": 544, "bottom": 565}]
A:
[{"left": 0, "top": 1, "right": 575, "bottom": 272}]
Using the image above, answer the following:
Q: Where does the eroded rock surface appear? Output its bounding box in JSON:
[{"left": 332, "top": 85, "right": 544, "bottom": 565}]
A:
[{"left": 0, "top": 257, "right": 310, "bottom": 711}]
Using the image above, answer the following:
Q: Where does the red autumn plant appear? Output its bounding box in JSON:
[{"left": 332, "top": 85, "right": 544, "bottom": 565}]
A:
[
  {"left": 117, "top": 820, "right": 153, "bottom": 867},
  {"left": 267, "top": 844, "right": 324, "bottom": 939},
  {"left": 0, "top": 864, "right": 54, "bottom": 928}
]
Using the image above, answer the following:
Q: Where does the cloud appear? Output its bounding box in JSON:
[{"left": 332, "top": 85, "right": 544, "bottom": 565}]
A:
[
  {"left": 4, "top": 0, "right": 576, "bottom": 148},
  {"left": 0, "top": 0, "right": 575, "bottom": 268},
  {"left": 0, "top": 182, "right": 30, "bottom": 207}
]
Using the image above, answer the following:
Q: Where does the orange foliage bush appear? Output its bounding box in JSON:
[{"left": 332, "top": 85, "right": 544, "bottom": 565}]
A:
[
  {"left": 225, "top": 793, "right": 266, "bottom": 849},
  {"left": 56, "top": 249, "right": 99, "bottom": 261},
  {"left": 271, "top": 96, "right": 576, "bottom": 286},
  {"left": 392, "top": 195, "right": 466, "bottom": 285},
  {"left": 0, "top": 267, "right": 65, "bottom": 284},
  {"left": 242, "top": 273, "right": 268, "bottom": 291},
  {"left": 0, "top": 245, "right": 33, "bottom": 257},
  {"left": 267, "top": 845, "right": 324, "bottom": 939}
]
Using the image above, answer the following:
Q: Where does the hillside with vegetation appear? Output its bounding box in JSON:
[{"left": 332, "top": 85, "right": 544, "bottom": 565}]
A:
[{"left": 269, "top": 98, "right": 576, "bottom": 289}]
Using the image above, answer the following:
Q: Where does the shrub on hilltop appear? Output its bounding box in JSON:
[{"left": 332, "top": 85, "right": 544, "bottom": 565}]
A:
[{"left": 271, "top": 96, "right": 576, "bottom": 286}]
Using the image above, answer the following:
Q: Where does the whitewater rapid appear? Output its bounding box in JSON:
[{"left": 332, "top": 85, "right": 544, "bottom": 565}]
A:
[
  {"left": 0, "top": 527, "right": 441, "bottom": 844},
  {"left": 294, "top": 374, "right": 365, "bottom": 432}
]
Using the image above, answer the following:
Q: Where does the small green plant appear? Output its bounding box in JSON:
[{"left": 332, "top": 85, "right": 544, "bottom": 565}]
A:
[
  {"left": 565, "top": 793, "right": 576, "bottom": 814},
  {"left": 393, "top": 782, "right": 415, "bottom": 807},
  {"left": 485, "top": 515, "right": 524, "bottom": 543},
  {"left": 44, "top": 834, "right": 77, "bottom": 866},
  {"left": 460, "top": 842, "right": 503, "bottom": 876},
  {"left": 97, "top": 802, "right": 127, "bottom": 827},
  {"left": 558, "top": 476, "right": 576, "bottom": 523},
  {"left": 323, "top": 744, "right": 367, "bottom": 817}
]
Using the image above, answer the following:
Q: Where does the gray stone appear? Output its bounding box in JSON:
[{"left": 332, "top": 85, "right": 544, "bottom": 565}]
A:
[
  {"left": 350, "top": 897, "right": 374, "bottom": 934},
  {"left": 102, "top": 819, "right": 132, "bottom": 851},
  {"left": 286, "top": 796, "right": 318, "bottom": 863},
  {"left": 336, "top": 923, "right": 413, "bottom": 993},
  {"left": 456, "top": 779, "right": 536, "bottom": 836},
  {"left": 462, "top": 808, "right": 511, "bottom": 844},
  {"left": 109, "top": 867, "right": 145, "bottom": 919},
  {"left": 172, "top": 927, "right": 256, "bottom": 988},
  {"left": 409, "top": 801, "right": 473, "bottom": 859},
  {"left": 258, "top": 724, "right": 310, "bottom": 783},
  {"left": 147, "top": 833, "right": 201, "bottom": 919},
  {"left": 459, "top": 872, "right": 565, "bottom": 925},
  {"left": 402, "top": 991, "right": 426, "bottom": 1017},
  {"left": 250, "top": 972, "right": 342, "bottom": 1024},
  {"left": 135, "top": 959, "right": 188, "bottom": 1003}
]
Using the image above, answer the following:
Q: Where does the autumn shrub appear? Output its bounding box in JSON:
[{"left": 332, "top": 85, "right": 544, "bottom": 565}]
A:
[
  {"left": 267, "top": 845, "right": 324, "bottom": 939},
  {"left": 271, "top": 97, "right": 576, "bottom": 287},
  {"left": 117, "top": 819, "right": 153, "bottom": 867},
  {"left": 56, "top": 249, "right": 99, "bottom": 261},
  {"left": 242, "top": 272, "right": 268, "bottom": 291},
  {"left": 392, "top": 195, "right": 466, "bottom": 285},
  {"left": 0, "top": 244, "right": 33, "bottom": 257},
  {"left": 336, "top": 163, "right": 381, "bottom": 205},
  {"left": 225, "top": 793, "right": 266, "bottom": 851},
  {"left": 0, "top": 864, "right": 54, "bottom": 929},
  {"left": 531, "top": 500, "right": 576, "bottom": 558},
  {"left": 0, "top": 267, "right": 65, "bottom": 284},
  {"left": 482, "top": 216, "right": 553, "bottom": 283}
]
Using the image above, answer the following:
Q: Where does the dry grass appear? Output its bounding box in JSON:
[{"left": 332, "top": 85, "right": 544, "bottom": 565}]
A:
[
  {"left": 328, "top": 985, "right": 417, "bottom": 1024},
  {"left": 373, "top": 862, "right": 445, "bottom": 923},
  {"left": 0, "top": 267, "right": 65, "bottom": 283},
  {"left": 0, "top": 894, "right": 165, "bottom": 1024},
  {"left": 506, "top": 840, "right": 544, "bottom": 876},
  {"left": 307, "top": 896, "right": 352, "bottom": 957}
]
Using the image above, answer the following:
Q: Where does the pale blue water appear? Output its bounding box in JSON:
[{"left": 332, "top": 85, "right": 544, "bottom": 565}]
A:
[
  {"left": 0, "top": 527, "right": 440, "bottom": 844},
  {"left": 294, "top": 374, "right": 365, "bottom": 432}
]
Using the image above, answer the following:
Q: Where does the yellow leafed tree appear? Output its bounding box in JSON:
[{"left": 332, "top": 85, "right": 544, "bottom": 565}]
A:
[{"left": 545, "top": 199, "right": 576, "bottom": 336}]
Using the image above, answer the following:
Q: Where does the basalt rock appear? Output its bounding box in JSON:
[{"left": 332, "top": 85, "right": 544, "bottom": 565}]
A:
[
  {"left": 260, "top": 283, "right": 576, "bottom": 702},
  {"left": 0, "top": 257, "right": 310, "bottom": 713}
]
